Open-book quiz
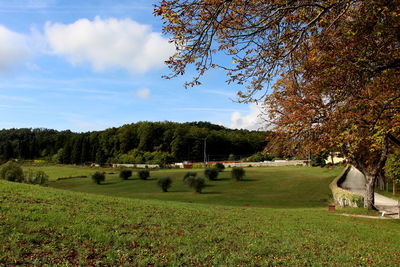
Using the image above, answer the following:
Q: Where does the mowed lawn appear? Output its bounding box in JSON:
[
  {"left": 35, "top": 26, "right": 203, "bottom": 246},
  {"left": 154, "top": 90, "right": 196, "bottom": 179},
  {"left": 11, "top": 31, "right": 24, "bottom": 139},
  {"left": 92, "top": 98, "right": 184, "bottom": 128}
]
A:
[
  {"left": 22, "top": 165, "right": 112, "bottom": 181},
  {"left": 1, "top": 178, "right": 400, "bottom": 266},
  {"left": 47, "top": 166, "right": 341, "bottom": 208}
]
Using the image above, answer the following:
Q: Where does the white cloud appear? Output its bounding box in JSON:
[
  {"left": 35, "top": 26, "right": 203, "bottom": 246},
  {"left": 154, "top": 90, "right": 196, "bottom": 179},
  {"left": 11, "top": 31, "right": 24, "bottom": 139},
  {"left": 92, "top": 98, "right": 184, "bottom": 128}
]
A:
[
  {"left": 230, "top": 104, "right": 263, "bottom": 130},
  {"left": 0, "top": 25, "right": 31, "bottom": 73},
  {"left": 44, "top": 17, "right": 175, "bottom": 73},
  {"left": 135, "top": 88, "right": 150, "bottom": 100},
  {"left": 68, "top": 119, "right": 108, "bottom": 132}
]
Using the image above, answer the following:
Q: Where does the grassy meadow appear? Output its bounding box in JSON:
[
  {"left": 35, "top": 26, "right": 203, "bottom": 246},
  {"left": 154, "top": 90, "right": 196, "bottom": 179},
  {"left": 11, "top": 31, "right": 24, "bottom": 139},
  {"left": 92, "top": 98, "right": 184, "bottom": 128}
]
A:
[
  {"left": 22, "top": 164, "right": 112, "bottom": 181},
  {"left": 1, "top": 165, "right": 399, "bottom": 265},
  {"left": 44, "top": 165, "right": 338, "bottom": 208}
]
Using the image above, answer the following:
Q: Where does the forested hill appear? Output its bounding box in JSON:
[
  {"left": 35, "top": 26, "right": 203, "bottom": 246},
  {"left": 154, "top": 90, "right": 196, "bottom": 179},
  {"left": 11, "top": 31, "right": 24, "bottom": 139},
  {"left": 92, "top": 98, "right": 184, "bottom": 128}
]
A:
[{"left": 0, "top": 121, "right": 269, "bottom": 164}]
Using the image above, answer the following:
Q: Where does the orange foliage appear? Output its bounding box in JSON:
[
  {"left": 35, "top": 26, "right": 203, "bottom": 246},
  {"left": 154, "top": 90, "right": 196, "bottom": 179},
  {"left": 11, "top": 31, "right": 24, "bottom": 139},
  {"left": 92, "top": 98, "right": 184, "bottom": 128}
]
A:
[{"left": 155, "top": 0, "right": 400, "bottom": 208}]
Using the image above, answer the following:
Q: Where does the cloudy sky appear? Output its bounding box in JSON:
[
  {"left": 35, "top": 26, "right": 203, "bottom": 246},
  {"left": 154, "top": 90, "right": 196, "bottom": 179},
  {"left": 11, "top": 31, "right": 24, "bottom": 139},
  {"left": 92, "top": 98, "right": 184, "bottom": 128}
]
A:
[{"left": 0, "top": 0, "right": 263, "bottom": 132}]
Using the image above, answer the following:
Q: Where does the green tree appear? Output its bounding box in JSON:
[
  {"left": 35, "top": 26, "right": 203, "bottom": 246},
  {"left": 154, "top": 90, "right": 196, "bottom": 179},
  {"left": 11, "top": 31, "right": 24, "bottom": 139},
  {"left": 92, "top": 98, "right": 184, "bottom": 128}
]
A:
[
  {"left": 0, "top": 161, "right": 24, "bottom": 182},
  {"left": 185, "top": 175, "right": 206, "bottom": 193},
  {"left": 95, "top": 149, "right": 107, "bottom": 165},
  {"left": 157, "top": 177, "right": 172, "bottom": 192},
  {"left": 384, "top": 152, "right": 400, "bottom": 196},
  {"left": 215, "top": 163, "right": 225, "bottom": 172},
  {"left": 183, "top": 171, "right": 197, "bottom": 183},
  {"left": 52, "top": 148, "right": 64, "bottom": 163},
  {"left": 119, "top": 169, "right": 132, "bottom": 180},
  {"left": 311, "top": 153, "right": 328, "bottom": 167},
  {"left": 231, "top": 167, "right": 245, "bottom": 181},
  {"left": 138, "top": 170, "right": 150, "bottom": 180},
  {"left": 92, "top": 172, "right": 105, "bottom": 185},
  {"left": 25, "top": 169, "right": 49, "bottom": 185},
  {"left": 204, "top": 167, "right": 219, "bottom": 181}
]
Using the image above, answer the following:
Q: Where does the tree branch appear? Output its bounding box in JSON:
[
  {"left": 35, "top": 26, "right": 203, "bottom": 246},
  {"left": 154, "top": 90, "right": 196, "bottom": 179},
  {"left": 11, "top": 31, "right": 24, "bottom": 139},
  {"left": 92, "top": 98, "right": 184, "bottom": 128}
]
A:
[{"left": 388, "top": 133, "right": 400, "bottom": 147}]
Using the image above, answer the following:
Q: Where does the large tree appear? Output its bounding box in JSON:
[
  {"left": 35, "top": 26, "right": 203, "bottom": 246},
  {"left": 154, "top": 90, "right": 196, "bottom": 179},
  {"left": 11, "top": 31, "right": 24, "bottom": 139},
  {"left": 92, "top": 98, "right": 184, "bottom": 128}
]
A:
[{"left": 155, "top": 0, "right": 400, "bottom": 209}]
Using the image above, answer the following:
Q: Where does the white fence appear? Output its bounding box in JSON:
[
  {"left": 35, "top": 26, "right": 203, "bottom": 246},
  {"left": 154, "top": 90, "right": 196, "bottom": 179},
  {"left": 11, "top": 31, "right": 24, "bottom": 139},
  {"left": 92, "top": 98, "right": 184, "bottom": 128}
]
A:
[
  {"left": 112, "top": 163, "right": 159, "bottom": 169},
  {"left": 221, "top": 160, "right": 308, "bottom": 168},
  {"left": 112, "top": 160, "right": 307, "bottom": 169}
]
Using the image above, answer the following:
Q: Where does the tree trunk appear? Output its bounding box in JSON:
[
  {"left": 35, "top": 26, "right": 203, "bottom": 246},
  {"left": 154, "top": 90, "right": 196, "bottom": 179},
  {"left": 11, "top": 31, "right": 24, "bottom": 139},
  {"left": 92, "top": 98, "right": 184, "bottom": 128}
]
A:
[
  {"left": 364, "top": 177, "right": 376, "bottom": 210},
  {"left": 393, "top": 183, "right": 398, "bottom": 196},
  {"left": 352, "top": 137, "right": 388, "bottom": 210}
]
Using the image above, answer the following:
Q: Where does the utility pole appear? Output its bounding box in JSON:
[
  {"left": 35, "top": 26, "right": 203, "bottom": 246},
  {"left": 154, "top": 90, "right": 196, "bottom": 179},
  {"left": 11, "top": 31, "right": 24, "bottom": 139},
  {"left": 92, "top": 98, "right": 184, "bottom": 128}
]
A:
[
  {"left": 203, "top": 137, "right": 208, "bottom": 165},
  {"left": 185, "top": 136, "right": 208, "bottom": 164}
]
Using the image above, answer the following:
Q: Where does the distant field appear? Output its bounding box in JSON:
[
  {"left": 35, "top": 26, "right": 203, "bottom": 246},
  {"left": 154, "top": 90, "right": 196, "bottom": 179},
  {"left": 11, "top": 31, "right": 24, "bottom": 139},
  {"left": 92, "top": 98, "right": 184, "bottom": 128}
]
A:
[
  {"left": 47, "top": 166, "right": 342, "bottom": 208},
  {"left": 1, "top": 179, "right": 399, "bottom": 266},
  {"left": 22, "top": 165, "right": 111, "bottom": 181}
]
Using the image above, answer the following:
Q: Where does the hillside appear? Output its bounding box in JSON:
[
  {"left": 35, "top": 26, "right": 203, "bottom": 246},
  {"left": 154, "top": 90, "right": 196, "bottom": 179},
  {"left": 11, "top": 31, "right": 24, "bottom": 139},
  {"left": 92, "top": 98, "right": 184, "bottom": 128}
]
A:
[
  {"left": 1, "top": 168, "right": 400, "bottom": 265},
  {"left": 0, "top": 121, "right": 269, "bottom": 164}
]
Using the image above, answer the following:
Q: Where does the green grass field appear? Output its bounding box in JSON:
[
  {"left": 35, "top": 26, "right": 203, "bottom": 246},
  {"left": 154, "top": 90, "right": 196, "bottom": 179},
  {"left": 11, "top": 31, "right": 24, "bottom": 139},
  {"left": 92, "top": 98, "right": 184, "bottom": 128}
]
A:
[
  {"left": 22, "top": 164, "right": 112, "bottom": 181},
  {"left": 47, "top": 166, "right": 339, "bottom": 208},
  {"left": 1, "top": 166, "right": 399, "bottom": 265}
]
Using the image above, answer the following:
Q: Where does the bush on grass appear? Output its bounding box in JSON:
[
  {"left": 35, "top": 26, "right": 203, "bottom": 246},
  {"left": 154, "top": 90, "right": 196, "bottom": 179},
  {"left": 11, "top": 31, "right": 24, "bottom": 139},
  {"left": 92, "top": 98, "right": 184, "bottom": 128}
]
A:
[
  {"left": 231, "top": 167, "right": 245, "bottom": 181},
  {"left": 0, "top": 161, "right": 24, "bottom": 182},
  {"left": 24, "top": 169, "right": 49, "bottom": 185},
  {"left": 119, "top": 169, "right": 132, "bottom": 180},
  {"left": 185, "top": 176, "right": 206, "bottom": 193},
  {"left": 215, "top": 163, "right": 225, "bottom": 172},
  {"left": 311, "top": 152, "right": 328, "bottom": 167},
  {"left": 157, "top": 177, "right": 172, "bottom": 192},
  {"left": 204, "top": 167, "right": 219, "bottom": 180},
  {"left": 183, "top": 171, "right": 197, "bottom": 182},
  {"left": 92, "top": 172, "right": 105, "bottom": 184},
  {"left": 138, "top": 170, "right": 150, "bottom": 180}
]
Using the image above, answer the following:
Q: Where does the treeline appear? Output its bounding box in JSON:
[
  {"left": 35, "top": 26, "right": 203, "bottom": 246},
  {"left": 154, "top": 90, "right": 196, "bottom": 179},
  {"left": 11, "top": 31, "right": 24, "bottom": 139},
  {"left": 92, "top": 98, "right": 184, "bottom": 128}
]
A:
[{"left": 0, "top": 121, "right": 269, "bottom": 165}]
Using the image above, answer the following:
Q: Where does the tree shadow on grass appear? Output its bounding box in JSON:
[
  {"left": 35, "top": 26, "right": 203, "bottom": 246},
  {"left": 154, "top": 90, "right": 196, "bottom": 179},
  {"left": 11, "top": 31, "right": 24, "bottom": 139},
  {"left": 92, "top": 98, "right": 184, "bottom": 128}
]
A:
[
  {"left": 240, "top": 178, "right": 258, "bottom": 182},
  {"left": 119, "top": 178, "right": 136, "bottom": 181},
  {"left": 201, "top": 191, "right": 222, "bottom": 194},
  {"left": 100, "top": 182, "right": 118, "bottom": 185},
  {"left": 216, "top": 178, "right": 232, "bottom": 181},
  {"left": 168, "top": 190, "right": 191, "bottom": 193}
]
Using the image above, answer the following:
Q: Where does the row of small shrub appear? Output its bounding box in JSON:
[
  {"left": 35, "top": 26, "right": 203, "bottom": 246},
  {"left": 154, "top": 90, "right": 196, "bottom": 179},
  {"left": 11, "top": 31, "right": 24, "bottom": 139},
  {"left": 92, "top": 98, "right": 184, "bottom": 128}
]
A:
[
  {"left": 119, "top": 169, "right": 150, "bottom": 180},
  {"left": 92, "top": 167, "right": 246, "bottom": 194},
  {"left": 183, "top": 167, "right": 245, "bottom": 193},
  {"left": 204, "top": 167, "right": 245, "bottom": 181},
  {"left": 0, "top": 161, "right": 48, "bottom": 185},
  {"left": 92, "top": 169, "right": 151, "bottom": 184},
  {"left": 92, "top": 171, "right": 173, "bottom": 192}
]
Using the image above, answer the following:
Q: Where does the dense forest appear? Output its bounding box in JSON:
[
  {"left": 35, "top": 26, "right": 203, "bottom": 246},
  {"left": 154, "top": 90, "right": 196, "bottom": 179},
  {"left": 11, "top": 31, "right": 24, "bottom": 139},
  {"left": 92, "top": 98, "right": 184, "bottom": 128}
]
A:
[{"left": 0, "top": 121, "right": 269, "bottom": 165}]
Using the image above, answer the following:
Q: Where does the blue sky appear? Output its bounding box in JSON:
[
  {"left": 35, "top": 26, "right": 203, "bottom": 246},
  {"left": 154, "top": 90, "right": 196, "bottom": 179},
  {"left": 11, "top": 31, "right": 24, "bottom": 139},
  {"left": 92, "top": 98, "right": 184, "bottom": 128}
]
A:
[{"left": 0, "top": 0, "right": 262, "bottom": 132}]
